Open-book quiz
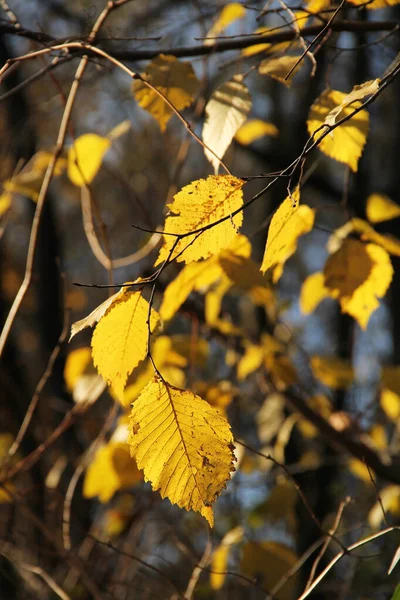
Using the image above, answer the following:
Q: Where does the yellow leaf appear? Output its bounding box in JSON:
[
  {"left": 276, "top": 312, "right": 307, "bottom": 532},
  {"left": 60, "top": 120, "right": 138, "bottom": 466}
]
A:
[
  {"left": 219, "top": 253, "right": 271, "bottom": 296},
  {"left": 305, "top": 0, "right": 332, "bottom": 12},
  {"left": 258, "top": 55, "right": 303, "bottom": 86},
  {"left": 70, "top": 288, "right": 124, "bottom": 340},
  {"left": 260, "top": 186, "right": 315, "bottom": 282},
  {"left": 241, "top": 541, "right": 298, "bottom": 600},
  {"left": 64, "top": 347, "right": 92, "bottom": 390},
  {"left": 205, "top": 277, "right": 232, "bottom": 325},
  {"left": 203, "top": 78, "right": 252, "bottom": 174},
  {"left": 237, "top": 344, "right": 264, "bottom": 380},
  {"left": 83, "top": 442, "right": 142, "bottom": 503},
  {"left": 155, "top": 175, "right": 244, "bottom": 265},
  {"left": 380, "top": 387, "right": 400, "bottom": 421},
  {"left": 297, "top": 395, "right": 332, "bottom": 438},
  {"left": 210, "top": 525, "right": 244, "bottom": 589},
  {"left": 64, "top": 347, "right": 106, "bottom": 404},
  {"left": 265, "top": 353, "right": 298, "bottom": 389},
  {"left": 235, "top": 119, "right": 278, "bottom": 145},
  {"left": 241, "top": 27, "right": 272, "bottom": 57},
  {"left": 68, "top": 133, "right": 111, "bottom": 186},
  {"left": 324, "top": 80, "right": 379, "bottom": 127},
  {"left": 128, "top": 376, "right": 235, "bottom": 526},
  {"left": 324, "top": 240, "right": 393, "bottom": 329},
  {"left": 307, "top": 89, "right": 369, "bottom": 172},
  {"left": 299, "top": 272, "right": 331, "bottom": 314},
  {"left": 366, "top": 193, "right": 400, "bottom": 224},
  {"left": 203, "top": 381, "right": 234, "bottom": 415},
  {"left": 0, "top": 191, "right": 12, "bottom": 216},
  {"left": 133, "top": 54, "right": 200, "bottom": 132},
  {"left": 91, "top": 290, "right": 160, "bottom": 402},
  {"left": 327, "top": 218, "right": 400, "bottom": 257},
  {"left": 348, "top": 0, "right": 400, "bottom": 9},
  {"left": 206, "top": 3, "right": 246, "bottom": 43},
  {"left": 368, "top": 486, "right": 400, "bottom": 529},
  {"left": 311, "top": 355, "right": 353, "bottom": 389},
  {"left": 349, "top": 458, "right": 374, "bottom": 483}
]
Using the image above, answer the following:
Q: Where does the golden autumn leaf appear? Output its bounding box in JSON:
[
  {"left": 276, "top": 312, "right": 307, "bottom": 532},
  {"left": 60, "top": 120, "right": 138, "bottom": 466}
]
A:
[
  {"left": 324, "top": 80, "right": 379, "bottom": 128},
  {"left": 133, "top": 54, "right": 200, "bottom": 132},
  {"left": 70, "top": 287, "right": 124, "bottom": 340},
  {"left": 205, "top": 3, "right": 246, "bottom": 43},
  {"left": 91, "top": 290, "right": 160, "bottom": 402},
  {"left": 368, "top": 486, "right": 400, "bottom": 529},
  {"left": 299, "top": 272, "right": 331, "bottom": 314},
  {"left": 258, "top": 55, "right": 303, "bottom": 86},
  {"left": 324, "top": 239, "right": 393, "bottom": 329},
  {"left": 205, "top": 277, "right": 232, "bottom": 325},
  {"left": 68, "top": 133, "right": 111, "bottom": 186},
  {"left": 155, "top": 175, "right": 244, "bottom": 265},
  {"left": 241, "top": 541, "right": 298, "bottom": 600},
  {"left": 83, "top": 442, "right": 142, "bottom": 503},
  {"left": 237, "top": 344, "right": 264, "bottom": 380},
  {"left": 307, "top": 89, "right": 369, "bottom": 172},
  {"left": 380, "top": 387, "right": 400, "bottom": 421},
  {"left": 311, "top": 355, "right": 354, "bottom": 389},
  {"left": 235, "top": 119, "right": 278, "bottom": 145},
  {"left": 260, "top": 186, "right": 315, "bottom": 282},
  {"left": 366, "top": 194, "right": 400, "bottom": 224},
  {"left": 241, "top": 27, "right": 271, "bottom": 56},
  {"left": 128, "top": 376, "right": 235, "bottom": 527},
  {"left": 210, "top": 526, "right": 244, "bottom": 589},
  {"left": 305, "top": 0, "right": 332, "bottom": 12},
  {"left": 64, "top": 347, "right": 106, "bottom": 405},
  {"left": 203, "top": 78, "right": 252, "bottom": 174}
]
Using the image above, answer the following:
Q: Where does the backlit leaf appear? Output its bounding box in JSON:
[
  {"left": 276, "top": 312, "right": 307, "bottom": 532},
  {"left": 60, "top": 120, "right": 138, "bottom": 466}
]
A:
[
  {"left": 70, "top": 288, "right": 123, "bottom": 341},
  {"left": 206, "top": 3, "right": 246, "bottom": 44},
  {"left": 368, "top": 485, "right": 400, "bottom": 529},
  {"left": 68, "top": 134, "right": 111, "bottom": 186},
  {"left": 305, "top": 0, "right": 332, "bottom": 12},
  {"left": 324, "top": 239, "right": 393, "bottom": 329},
  {"left": 155, "top": 175, "right": 244, "bottom": 265},
  {"left": 235, "top": 119, "right": 278, "bottom": 145},
  {"left": 261, "top": 186, "right": 315, "bottom": 282},
  {"left": 258, "top": 55, "right": 303, "bottom": 86},
  {"left": 128, "top": 376, "right": 235, "bottom": 526},
  {"left": 2, "top": 151, "right": 66, "bottom": 202},
  {"left": 237, "top": 344, "right": 264, "bottom": 380},
  {"left": 64, "top": 347, "right": 106, "bottom": 405},
  {"left": 311, "top": 355, "right": 353, "bottom": 388},
  {"left": 91, "top": 290, "right": 160, "bottom": 402},
  {"left": 133, "top": 54, "right": 200, "bottom": 132},
  {"left": 203, "top": 78, "right": 252, "bottom": 174},
  {"left": 380, "top": 387, "right": 400, "bottom": 421},
  {"left": 324, "top": 80, "right": 379, "bottom": 127},
  {"left": 307, "top": 89, "right": 369, "bottom": 172},
  {"left": 299, "top": 272, "right": 331, "bottom": 314},
  {"left": 366, "top": 194, "right": 400, "bottom": 224},
  {"left": 210, "top": 526, "right": 244, "bottom": 589}
]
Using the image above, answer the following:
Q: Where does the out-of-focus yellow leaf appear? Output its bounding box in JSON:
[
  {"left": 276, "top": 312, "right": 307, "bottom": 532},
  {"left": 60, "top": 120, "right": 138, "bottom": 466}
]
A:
[
  {"left": 68, "top": 134, "right": 111, "bottom": 186},
  {"left": 380, "top": 387, "right": 400, "bottom": 421},
  {"left": 348, "top": 0, "right": 400, "bottom": 9},
  {"left": 64, "top": 347, "right": 92, "bottom": 390},
  {"left": 324, "top": 239, "right": 393, "bottom": 329},
  {"left": 64, "top": 347, "right": 106, "bottom": 404},
  {"left": 237, "top": 344, "right": 264, "bottom": 380},
  {"left": 366, "top": 194, "right": 400, "bottom": 224},
  {"left": 133, "top": 54, "right": 200, "bottom": 132},
  {"left": 297, "top": 395, "right": 332, "bottom": 438},
  {"left": 256, "top": 394, "right": 285, "bottom": 444},
  {"left": 205, "top": 277, "right": 232, "bottom": 325},
  {"left": 368, "top": 486, "right": 400, "bottom": 529},
  {"left": 203, "top": 78, "right": 252, "bottom": 174},
  {"left": 258, "top": 55, "right": 303, "bottom": 86},
  {"left": 128, "top": 376, "right": 235, "bottom": 527},
  {"left": 265, "top": 353, "right": 298, "bottom": 389},
  {"left": 333, "top": 218, "right": 400, "bottom": 257},
  {"left": 91, "top": 289, "right": 160, "bottom": 402},
  {"left": 210, "top": 525, "right": 244, "bottom": 589},
  {"left": 202, "top": 381, "right": 234, "bottom": 415},
  {"left": 311, "top": 355, "right": 354, "bottom": 388},
  {"left": 241, "top": 27, "right": 272, "bottom": 56},
  {"left": 305, "top": 0, "right": 331, "bottom": 12},
  {"left": 241, "top": 541, "right": 298, "bottom": 600},
  {"left": 235, "top": 119, "right": 278, "bottom": 145},
  {"left": 299, "top": 272, "right": 331, "bottom": 314},
  {"left": 249, "top": 480, "right": 297, "bottom": 530},
  {"left": 349, "top": 458, "right": 374, "bottom": 483},
  {"left": 155, "top": 175, "right": 244, "bottom": 265},
  {"left": 369, "top": 423, "right": 387, "bottom": 450},
  {"left": 307, "top": 89, "right": 369, "bottom": 172},
  {"left": 0, "top": 191, "right": 12, "bottom": 216},
  {"left": 83, "top": 442, "right": 142, "bottom": 503},
  {"left": 206, "top": 3, "right": 246, "bottom": 44},
  {"left": 261, "top": 186, "right": 315, "bottom": 282},
  {"left": 101, "top": 494, "right": 136, "bottom": 538}
]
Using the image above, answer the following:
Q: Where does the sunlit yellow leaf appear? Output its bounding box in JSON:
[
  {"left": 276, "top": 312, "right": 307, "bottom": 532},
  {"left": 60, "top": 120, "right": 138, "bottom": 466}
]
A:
[
  {"left": 133, "top": 54, "right": 200, "bottom": 132},
  {"left": 237, "top": 344, "right": 264, "bottom": 380},
  {"left": 70, "top": 288, "right": 124, "bottom": 340},
  {"left": 202, "top": 381, "right": 234, "bottom": 415},
  {"left": 241, "top": 27, "right": 272, "bottom": 57},
  {"left": 305, "top": 0, "right": 331, "bottom": 12},
  {"left": 219, "top": 253, "right": 273, "bottom": 304},
  {"left": 235, "top": 119, "right": 278, "bottom": 145},
  {"left": 307, "top": 89, "right": 369, "bottom": 172},
  {"left": 366, "top": 193, "right": 400, "bottom": 224},
  {"left": 64, "top": 347, "right": 92, "bottom": 390},
  {"left": 128, "top": 376, "right": 235, "bottom": 527},
  {"left": 324, "top": 80, "right": 379, "bottom": 127},
  {"left": 327, "top": 218, "right": 400, "bottom": 257},
  {"left": 68, "top": 134, "right": 111, "bottom": 186},
  {"left": 261, "top": 187, "right": 315, "bottom": 282},
  {"left": 155, "top": 175, "right": 244, "bottom": 265},
  {"left": 91, "top": 290, "right": 160, "bottom": 402},
  {"left": 349, "top": 458, "right": 374, "bottom": 483},
  {"left": 83, "top": 442, "right": 142, "bottom": 503},
  {"left": 311, "top": 355, "right": 354, "bottom": 388},
  {"left": 368, "top": 486, "right": 400, "bottom": 529},
  {"left": 203, "top": 78, "right": 252, "bottom": 174},
  {"left": 324, "top": 240, "right": 393, "bottom": 329},
  {"left": 210, "top": 526, "right": 244, "bottom": 589},
  {"left": 258, "top": 55, "right": 303, "bottom": 86},
  {"left": 380, "top": 387, "right": 400, "bottom": 421},
  {"left": 64, "top": 347, "right": 106, "bottom": 404},
  {"left": 241, "top": 541, "right": 298, "bottom": 600},
  {"left": 206, "top": 3, "right": 246, "bottom": 43},
  {"left": 205, "top": 277, "right": 232, "bottom": 325},
  {"left": 299, "top": 272, "right": 331, "bottom": 314}
]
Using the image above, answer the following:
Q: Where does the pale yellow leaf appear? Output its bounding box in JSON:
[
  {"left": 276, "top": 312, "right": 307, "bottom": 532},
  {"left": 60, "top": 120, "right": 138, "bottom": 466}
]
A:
[
  {"left": 299, "top": 272, "right": 331, "bottom": 314},
  {"left": 368, "top": 486, "right": 400, "bottom": 529},
  {"left": 70, "top": 288, "right": 123, "bottom": 341},
  {"left": 83, "top": 442, "right": 142, "bottom": 503},
  {"left": 324, "top": 80, "right": 379, "bottom": 127},
  {"left": 237, "top": 344, "right": 264, "bottom": 380},
  {"left": 366, "top": 193, "right": 400, "bottom": 224},
  {"left": 324, "top": 239, "right": 393, "bottom": 329},
  {"left": 307, "top": 89, "right": 369, "bottom": 172},
  {"left": 380, "top": 387, "right": 400, "bottom": 421},
  {"left": 205, "top": 277, "right": 232, "bottom": 325},
  {"left": 206, "top": 3, "right": 246, "bottom": 44},
  {"left": 155, "top": 175, "right": 244, "bottom": 265},
  {"left": 91, "top": 290, "right": 160, "bottom": 402},
  {"left": 68, "top": 134, "right": 111, "bottom": 186},
  {"left": 203, "top": 78, "right": 252, "bottom": 174},
  {"left": 128, "top": 376, "right": 235, "bottom": 526},
  {"left": 311, "top": 355, "right": 353, "bottom": 389},
  {"left": 133, "top": 54, "right": 200, "bottom": 132},
  {"left": 260, "top": 186, "right": 315, "bottom": 282},
  {"left": 235, "top": 119, "right": 278, "bottom": 145},
  {"left": 258, "top": 55, "right": 303, "bottom": 86},
  {"left": 241, "top": 541, "right": 298, "bottom": 600},
  {"left": 210, "top": 525, "right": 244, "bottom": 589}
]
